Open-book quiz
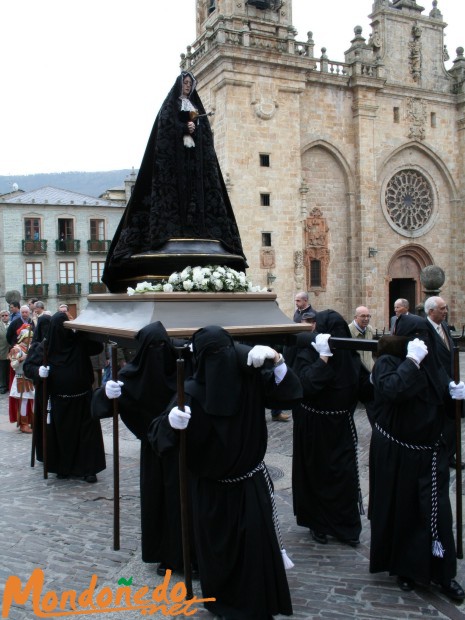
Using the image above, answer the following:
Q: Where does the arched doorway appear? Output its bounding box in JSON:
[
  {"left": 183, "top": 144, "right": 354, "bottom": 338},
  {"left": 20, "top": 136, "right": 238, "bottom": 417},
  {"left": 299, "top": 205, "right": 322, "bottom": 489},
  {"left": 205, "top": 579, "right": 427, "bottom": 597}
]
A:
[{"left": 386, "top": 245, "right": 433, "bottom": 327}]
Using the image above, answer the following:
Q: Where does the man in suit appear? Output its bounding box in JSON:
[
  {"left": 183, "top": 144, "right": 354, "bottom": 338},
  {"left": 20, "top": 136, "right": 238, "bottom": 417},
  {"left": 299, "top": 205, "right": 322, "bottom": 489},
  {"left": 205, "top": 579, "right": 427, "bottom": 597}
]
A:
[
  {"left": 7, "top": 305, "right": 33, "bottom": 347},
  {"left": 425, "top": 296, "right": 463, "bottom": 469},
  {"left": 348, "top": 305, "right": 375, "bottom": 372},
  {"left": 390, "top": 298, "right": 409, "bottom": 333}
]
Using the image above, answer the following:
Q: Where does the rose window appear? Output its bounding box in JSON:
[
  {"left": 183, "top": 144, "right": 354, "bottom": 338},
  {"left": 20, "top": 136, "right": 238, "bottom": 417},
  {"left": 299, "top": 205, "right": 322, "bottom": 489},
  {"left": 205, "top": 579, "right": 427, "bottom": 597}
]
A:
[{"left": 385, "top": 170, "right": 433, "bottom": 232}]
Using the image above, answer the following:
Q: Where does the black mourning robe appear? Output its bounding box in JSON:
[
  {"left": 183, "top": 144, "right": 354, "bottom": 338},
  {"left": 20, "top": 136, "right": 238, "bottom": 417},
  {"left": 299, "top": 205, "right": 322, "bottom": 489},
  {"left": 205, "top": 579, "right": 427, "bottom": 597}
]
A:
[
  {"left": 291, "top": 310, "right": 373, "bottom": 542},
  {"left": 91, "top": 322, "right": 187, "bottom": 567},
  {"left": 102, "top": 71, "right": 246, "bottom": 292},
  {"left": 43, "top": 312, "right": 105, "bottom": 477},
  {"left": 23, "top": 315, "right": 52, "bottom": 463},
  {"left": 149, "top": 327, "right": 302, "bottom": 620},
  {"left": 368, "top": 314, "right": 457, "bottom": 586}
]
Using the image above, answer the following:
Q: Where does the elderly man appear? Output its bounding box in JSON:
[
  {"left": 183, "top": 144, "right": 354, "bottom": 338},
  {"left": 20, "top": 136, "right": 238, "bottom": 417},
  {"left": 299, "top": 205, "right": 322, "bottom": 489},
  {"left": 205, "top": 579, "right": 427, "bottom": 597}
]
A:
[
  {"left": 7, "top": 305, "right": 33, "bottom": 347},
  {"left": 348, "top": 306, "right": 375, "bottom": 372},
  {"left": 390, "top": 298, "right": 409, "bottom": 333},
  {"left": 424, "top": 296, "right": 462, "bottom": 469}
]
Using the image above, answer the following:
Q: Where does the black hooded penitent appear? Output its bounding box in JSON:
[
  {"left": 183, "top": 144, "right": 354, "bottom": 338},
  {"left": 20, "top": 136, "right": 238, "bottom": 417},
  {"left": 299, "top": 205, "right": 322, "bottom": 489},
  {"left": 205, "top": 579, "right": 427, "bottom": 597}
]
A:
[{"left": 102, "top": 71, "right": 247, "bottom": 292}]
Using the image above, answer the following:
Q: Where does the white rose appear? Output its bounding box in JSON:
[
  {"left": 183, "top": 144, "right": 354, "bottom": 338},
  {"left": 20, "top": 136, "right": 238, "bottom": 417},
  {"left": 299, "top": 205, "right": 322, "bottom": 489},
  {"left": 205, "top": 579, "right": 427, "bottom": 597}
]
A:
[
  {"left": 213, "top": 279, "right": 223, "bottom": 291},
  {"left": 168, "top": 272, "right": 181, "bottom": 285},
  {"left": 127, "top": 287, "right": 135, "bottom": 296},
  {"left": 183, "top": 280, "right": 194, "bottom": 291},
  {"left": 180, "top": 267, "right": 192, "bottom": 280},
  {"left": 163, "top": 283, "right": 174, "bottom": 293}
]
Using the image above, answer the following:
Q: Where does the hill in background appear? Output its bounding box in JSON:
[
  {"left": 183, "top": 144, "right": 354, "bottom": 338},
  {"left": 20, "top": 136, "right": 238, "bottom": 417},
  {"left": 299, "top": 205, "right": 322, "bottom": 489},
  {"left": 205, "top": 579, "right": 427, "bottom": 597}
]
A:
[{"left": 0, "top": 170, "right": 135, "bottom": 198}]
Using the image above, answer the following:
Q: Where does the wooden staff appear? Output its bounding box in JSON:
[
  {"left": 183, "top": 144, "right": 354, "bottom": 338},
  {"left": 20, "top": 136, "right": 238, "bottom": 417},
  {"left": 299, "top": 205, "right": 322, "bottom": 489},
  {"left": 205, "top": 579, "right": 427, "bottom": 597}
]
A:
[
  {"left": 175, "top": 344, "right": 193, "bottom": 600},
  {"left": 42, "top": 338, "right": 48, "bottom": 479},
  {"left": 453, "top": 340, "right": 463, "bottom": 558},
  {"left": 110, "top": 342, "right": 120, "bottom": 551}
]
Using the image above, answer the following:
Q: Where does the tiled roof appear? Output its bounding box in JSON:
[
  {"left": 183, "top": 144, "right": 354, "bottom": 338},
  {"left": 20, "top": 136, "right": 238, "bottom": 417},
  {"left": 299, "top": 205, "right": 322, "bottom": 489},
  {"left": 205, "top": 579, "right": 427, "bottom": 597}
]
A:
[{"left": 0, "top": 186, "right": 121, "bottom": 207}]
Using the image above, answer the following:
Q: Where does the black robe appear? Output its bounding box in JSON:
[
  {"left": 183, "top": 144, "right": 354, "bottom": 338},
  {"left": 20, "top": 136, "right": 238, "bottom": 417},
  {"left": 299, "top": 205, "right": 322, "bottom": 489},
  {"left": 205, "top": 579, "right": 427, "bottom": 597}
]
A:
[
  {"left": 23, "top": 315, "right": 52, "bottom": 463},
  {"left": 41, "top": 312, "right": 106, "bottom": 477},
  {"left": 291, "top": 311, "right": 373, "bottom": 542},
  {"left": 149, "top": 328, "right": 302, "bottom": 620},
  {"left": 369, "top": 350, "right": 457, "bottom": 584},
  {"left": 92, "top": 322, "right": 187, "bottom": 567},
  {"left": 102, "top": 72, "right": 246, "bottom": 292}
]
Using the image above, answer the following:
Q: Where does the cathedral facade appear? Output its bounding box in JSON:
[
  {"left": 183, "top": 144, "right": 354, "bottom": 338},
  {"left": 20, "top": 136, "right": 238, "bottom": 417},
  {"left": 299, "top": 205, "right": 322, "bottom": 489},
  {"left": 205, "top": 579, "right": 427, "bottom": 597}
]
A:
[{"left": 182, "top": 0, "right": 465, "bottom": 330}]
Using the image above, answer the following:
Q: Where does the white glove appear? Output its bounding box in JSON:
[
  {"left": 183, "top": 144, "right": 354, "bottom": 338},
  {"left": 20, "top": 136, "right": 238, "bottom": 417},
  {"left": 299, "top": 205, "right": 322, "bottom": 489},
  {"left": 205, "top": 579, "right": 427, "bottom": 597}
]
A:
[
  {"left": 449, "top": 381, "right": 465, "bottom": 400},
  {"left": 247, "top": 345, "right": 276, "bottom": 368},
  {"left": 105, "top": 380, "right": 124, "bottom": 399},
  {"left": 39, "top": 365, "right": 50, "bottom": 378},
  {"left": 406, "top": 338, "right": 428, "bottom": 364},
  {"left": 311, "top": 334, "right": 333, "bottom": 357},
  {"left": 168, "top": 405, "right": 191, "bottom": 430}
]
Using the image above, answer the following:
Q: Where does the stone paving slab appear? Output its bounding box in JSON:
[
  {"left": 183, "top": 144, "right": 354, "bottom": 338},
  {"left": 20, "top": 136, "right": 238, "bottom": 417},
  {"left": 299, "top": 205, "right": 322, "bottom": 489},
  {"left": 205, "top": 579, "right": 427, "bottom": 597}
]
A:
[{"left": 0, "top": 382, "right": 465, "bottom": 619}]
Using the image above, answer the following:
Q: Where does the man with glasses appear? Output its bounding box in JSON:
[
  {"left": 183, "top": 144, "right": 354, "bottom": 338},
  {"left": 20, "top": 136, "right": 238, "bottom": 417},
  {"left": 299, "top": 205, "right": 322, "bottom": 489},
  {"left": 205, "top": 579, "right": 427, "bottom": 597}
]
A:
[
  {"left": 348, "top": 306, "right": 375, "bottom": 372},
  {"left": 0, "top": 311, "right": 10, "bottom": 394}
]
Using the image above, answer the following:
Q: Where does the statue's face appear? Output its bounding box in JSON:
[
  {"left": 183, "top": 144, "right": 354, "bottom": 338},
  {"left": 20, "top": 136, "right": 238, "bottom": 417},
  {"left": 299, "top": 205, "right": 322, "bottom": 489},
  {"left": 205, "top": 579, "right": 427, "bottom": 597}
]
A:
[{"left": 182, "top": 76, "right": 193, "bottom": 97}]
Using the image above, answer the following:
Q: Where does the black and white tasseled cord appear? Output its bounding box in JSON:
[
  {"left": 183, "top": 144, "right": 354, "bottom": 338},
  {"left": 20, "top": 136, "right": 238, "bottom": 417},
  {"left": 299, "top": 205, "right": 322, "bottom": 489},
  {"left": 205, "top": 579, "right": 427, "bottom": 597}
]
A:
[
  {"left": 218, "top": 461, "right": 294, "bottom": 569},
  {"left": 374, "top": 422, "right": 444, "bottom": 558},
  {"left": 301, "top": 404, "right": 365, "bottom": 515}
]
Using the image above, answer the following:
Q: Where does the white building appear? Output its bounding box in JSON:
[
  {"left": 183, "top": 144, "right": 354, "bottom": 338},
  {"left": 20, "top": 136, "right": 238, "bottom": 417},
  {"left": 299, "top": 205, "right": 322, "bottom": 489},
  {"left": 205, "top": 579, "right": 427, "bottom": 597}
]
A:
[{"left": 0, "top": 182, "right": 130, "bottom": 316}]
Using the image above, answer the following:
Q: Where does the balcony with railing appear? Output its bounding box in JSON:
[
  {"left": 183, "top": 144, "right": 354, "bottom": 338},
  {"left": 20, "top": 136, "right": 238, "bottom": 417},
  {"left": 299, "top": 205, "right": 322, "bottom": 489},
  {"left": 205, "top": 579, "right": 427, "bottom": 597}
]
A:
[
  {"left": 88, "top": 282, "right": 107, "bottom": 294},
  {"left": 56, "top": 283, "right": 81, "bottom": 296},
  {"left": 22, "top": 239, "right": 47, "bottom": 254},
  {"left": 55, "top": 239, "right": 80, "bottom": 253},
  {"left": 87, "top": 240, "right": 111, "bottom": 253},
  {"left": 23, "top": 284, "right": 49, "bottom": 298}
]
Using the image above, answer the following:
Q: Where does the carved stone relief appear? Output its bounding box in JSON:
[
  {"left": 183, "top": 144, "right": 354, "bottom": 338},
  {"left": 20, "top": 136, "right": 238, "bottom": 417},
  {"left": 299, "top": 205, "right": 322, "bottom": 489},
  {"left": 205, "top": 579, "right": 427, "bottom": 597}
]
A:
[
  {"left": 408, "top": 25, "right": 422, "bottom": 82},
  {"left": 406, "top": 97, "right": 426, "bottom": 140},
  {"left": 260, "top": 247, "right": 275, "bottom": 269},
  {"left": 303, "top": 208, "right": 330, "bottom": 292}
]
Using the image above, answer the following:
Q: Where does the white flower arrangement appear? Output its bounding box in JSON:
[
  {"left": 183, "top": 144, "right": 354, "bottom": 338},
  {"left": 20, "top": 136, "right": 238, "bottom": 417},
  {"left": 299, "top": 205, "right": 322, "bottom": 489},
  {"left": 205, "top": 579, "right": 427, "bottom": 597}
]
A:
[{"left": 127, "top": 265, "right": 267, "bottom": 295}]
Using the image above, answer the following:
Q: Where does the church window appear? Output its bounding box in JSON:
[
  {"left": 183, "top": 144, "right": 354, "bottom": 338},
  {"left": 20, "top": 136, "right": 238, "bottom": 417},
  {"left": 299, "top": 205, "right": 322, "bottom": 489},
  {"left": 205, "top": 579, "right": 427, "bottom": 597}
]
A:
[
  {"left": 310, "top": 260, "right": 321, "bottom": 287},
  {"left": 385, "top": 169, "right": 433, "bottom": 232},
  {"left": 260, "top": 153, "right": 270, "bottom": 167},
  {"left": 260, "top": 193, "right": 271, "bottom": 206},
  {"left": 431, "top": 112, "right": 437, "bottom": 128},
  {"left": 393, "top": 107, "right": 400, "bottom": 123},
  {"left": 262, "top": 232, "right": 272, "bottom": 246}
]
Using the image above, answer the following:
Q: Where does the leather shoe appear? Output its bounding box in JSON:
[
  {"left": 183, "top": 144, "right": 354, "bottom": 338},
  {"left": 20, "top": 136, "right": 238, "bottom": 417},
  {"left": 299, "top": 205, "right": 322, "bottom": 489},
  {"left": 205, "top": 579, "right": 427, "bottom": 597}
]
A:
[
  {"left": 84, "top": 475, "right": 97, "bottom": 483},
  {"left": 449, "top": 457, "right": 465, "bottom": 470},
  {"left": 310, "top": 530, "right": 328, "bottom": 544},
  {"left": 156, "top": 563, "right": 173, "bottom": 577},
  {"left": 433, "top": 579, "right": 465, "bottom": 602},
  {"left": 271, "top": 412, "right": 290, "bottom": 422},
  {"left": 339, "top": 538, "right": 360, "bottom": 547},
  {"left": 397, "top": 576, "right": 415, "bottom": 592}
]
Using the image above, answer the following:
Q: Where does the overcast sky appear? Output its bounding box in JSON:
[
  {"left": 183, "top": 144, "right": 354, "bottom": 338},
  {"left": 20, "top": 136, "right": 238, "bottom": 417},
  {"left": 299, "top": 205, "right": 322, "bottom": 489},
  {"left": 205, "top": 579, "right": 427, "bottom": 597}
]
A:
[{"left": 1, "top": 0, "right": 463, "bottom": 177}]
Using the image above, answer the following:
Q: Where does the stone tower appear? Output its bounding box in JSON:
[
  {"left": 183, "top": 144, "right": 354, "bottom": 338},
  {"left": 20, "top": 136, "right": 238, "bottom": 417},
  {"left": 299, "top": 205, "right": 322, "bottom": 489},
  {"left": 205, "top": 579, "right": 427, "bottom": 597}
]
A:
[{"left": 182, "top": 0, "right": 465, "bottom": 329}]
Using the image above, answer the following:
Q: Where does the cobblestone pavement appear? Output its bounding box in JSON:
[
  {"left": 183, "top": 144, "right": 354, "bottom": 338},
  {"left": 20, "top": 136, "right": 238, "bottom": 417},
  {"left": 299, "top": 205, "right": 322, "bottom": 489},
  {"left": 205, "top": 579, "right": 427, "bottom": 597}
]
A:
[{"left": 1, "top": 377, "right": 465, "bottom": 619}]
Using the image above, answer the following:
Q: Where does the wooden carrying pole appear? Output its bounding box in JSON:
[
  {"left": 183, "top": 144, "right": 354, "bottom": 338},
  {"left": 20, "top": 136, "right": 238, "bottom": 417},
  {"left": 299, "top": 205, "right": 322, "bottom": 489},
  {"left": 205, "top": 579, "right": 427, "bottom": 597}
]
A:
[
  {"left": 453, "top": 342, "right": 463, "bottom": 559},
  {"left": 110, "top": 342, "right": 120, "bottom": 551},
  {"left": 176, "top": 346, "right": 193, "bottom": 600},
  {"left": 42, "top": 339, "right": 49, "bottom": 479}
]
